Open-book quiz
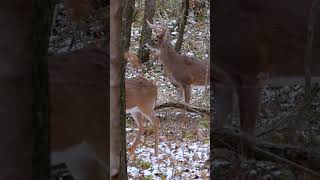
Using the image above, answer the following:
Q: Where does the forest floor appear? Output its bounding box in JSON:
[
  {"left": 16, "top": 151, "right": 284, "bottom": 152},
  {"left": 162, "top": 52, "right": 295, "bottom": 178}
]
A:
[{"left": 126, "top": 110, "right": 210, "bottom": 179}]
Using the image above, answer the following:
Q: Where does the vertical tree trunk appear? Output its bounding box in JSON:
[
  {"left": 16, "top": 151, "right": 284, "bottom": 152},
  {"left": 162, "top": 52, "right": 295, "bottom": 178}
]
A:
[
  {"left": 303, "top": 1, "right": 317, "bottom": 110},
  {"left": 175, "top": 0, "right": 189, "bottom": 53},
  {"left": 138, "top": 0, "right": 156, "bottom": 63},
  {"left": 304, "top": 0, "right": 320, "bottom": 111},
  {"left": 122, "top": 0, "right": 136, "bottom": 51},
  {"left": 0, "top": 1, "right": 51, "bottom": 179},
  {"left": 110, "top": 0, "right": 127, "bottom": 179},
  {"left": 32, "top": 1, "right": 54, "bottom": 180}
]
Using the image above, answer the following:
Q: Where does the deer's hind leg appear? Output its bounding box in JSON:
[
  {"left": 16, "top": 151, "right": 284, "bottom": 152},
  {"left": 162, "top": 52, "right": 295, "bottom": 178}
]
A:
[
  {"left": 139, "top": 104, "right": 160, "bottom": 156},
  {"left": 141, "top": 112, "right": 160, "bottom": 156},
  {"left": 182, "top": 85, "right": 191, "bottom": 104},
  {"left": 128, "top": 111, "right": 145, "bottom": 154}
]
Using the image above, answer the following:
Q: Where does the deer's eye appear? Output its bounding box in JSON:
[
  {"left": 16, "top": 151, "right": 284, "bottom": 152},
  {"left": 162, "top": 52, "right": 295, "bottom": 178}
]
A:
[{"left": 154, "top": 39, "right": 158, "bottom": 42}]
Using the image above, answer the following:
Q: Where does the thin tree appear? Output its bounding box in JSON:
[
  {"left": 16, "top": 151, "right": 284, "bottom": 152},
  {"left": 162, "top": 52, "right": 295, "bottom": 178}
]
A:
[
  {"left": 110, "top": 0, "right": 127, "bottom": 179},
  {"left": 175, "top": 0, "right": 190, "bottom": 53},
  {"left": 122, "top": 0, "right": 136, "bottom": 51},
  {"left": 138, "top": 0, "right": 156, "bottom": 63},
  {"left": 304, "top": 0, "right": 320, "bottom": 109}
]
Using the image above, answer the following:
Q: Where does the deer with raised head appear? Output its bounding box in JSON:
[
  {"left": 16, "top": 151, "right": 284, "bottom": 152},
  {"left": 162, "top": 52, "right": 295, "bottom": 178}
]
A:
[
  {"left": 214, "top": 0, "right": 320, "bottom": 155},
  {"left": 145, "top": 20, "right": 209, "bottom": 104},
  {"left": 124, "top": 51, "right": 160, "bottom": 156}
]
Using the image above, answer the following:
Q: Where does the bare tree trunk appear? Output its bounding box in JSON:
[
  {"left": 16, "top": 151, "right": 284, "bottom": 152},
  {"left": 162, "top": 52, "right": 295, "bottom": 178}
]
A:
[
  {"left": 32, "top": 1, "right": 54, "bottom": 179},
  {"left": 304, "top": 1, "right": 317, "bottom": 110},
  {"left": 0, "top": 1, "right": 44, "bottom": 179},
  {"left": 122, "top": 0, "right": 136, "bottom": 51},
  {"left": 175, "top": 0, "right": 189, "bottom": 53},
  {"left": 110, "top": 0, "right": 127, "bottom": 179},
  {"left": 138, "top": 0, "right": 156, "bottom": 63}
]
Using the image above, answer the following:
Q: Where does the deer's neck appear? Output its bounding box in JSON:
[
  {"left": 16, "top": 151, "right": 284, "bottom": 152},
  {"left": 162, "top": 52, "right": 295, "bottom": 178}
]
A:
[{"left": 158, "top": 42, "right": 178, "bottom": 71}]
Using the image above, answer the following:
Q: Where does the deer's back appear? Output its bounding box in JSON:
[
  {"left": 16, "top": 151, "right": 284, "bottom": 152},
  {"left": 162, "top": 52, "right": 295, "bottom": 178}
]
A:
[
  {"left": 173, "top": 55, "right": 209, "bottom": 85},
  {"left": 126, "top": 76, "right": 157, "bottom": 110},
  {"left": 49, "top": 48, "right": 109, "bottom": 151}
]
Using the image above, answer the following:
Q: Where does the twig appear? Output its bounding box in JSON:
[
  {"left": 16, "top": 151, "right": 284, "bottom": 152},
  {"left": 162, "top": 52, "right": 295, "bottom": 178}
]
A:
[{"left": 154, "top": 102, "right": 209, "bottom": 116}]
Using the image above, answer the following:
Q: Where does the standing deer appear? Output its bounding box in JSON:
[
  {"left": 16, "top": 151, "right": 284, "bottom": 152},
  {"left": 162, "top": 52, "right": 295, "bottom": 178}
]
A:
[
  {"left": 125, "top": 76, "right": 160, "bottom": 156},
  {"left": 214, "top": 0, "right": 320, "bottom": 154},
  {"left": 145, "top": 20, "right": 209, "bottom": 104},
  {"left": 124, "top": 51, "right": 160, "bottom": 156}
]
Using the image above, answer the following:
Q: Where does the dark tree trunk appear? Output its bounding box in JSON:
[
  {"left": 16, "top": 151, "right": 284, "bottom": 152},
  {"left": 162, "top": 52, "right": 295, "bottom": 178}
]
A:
[
  {"left": 175, "top": 0, "right": 189, "bottom": 53},
  {"left": 32, "top": 0, "right": 54, "bottom": 179},
  {"left": 110, "top": 0, "right": 127, "bottom": 179},
  {"left": 304, "top": 3, "right": 313, "bottom": 109},
  {"left": 138, "top": 0, "right": 156, "bottom": 63},
  {"left": 0, "top": 1, "right": 51, "bottom": 179},
  {"left": 122, "top": 0, "right": 136, "bottom": 51}
]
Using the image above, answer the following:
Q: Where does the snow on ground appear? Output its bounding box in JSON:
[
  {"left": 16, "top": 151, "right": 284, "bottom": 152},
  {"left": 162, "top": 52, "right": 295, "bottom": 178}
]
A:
[{"left": 127, "top": 131, "right": 210, "bottom": 179}]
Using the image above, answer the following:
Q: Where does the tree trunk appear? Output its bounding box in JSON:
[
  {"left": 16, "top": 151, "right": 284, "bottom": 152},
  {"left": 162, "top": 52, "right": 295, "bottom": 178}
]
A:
[
  {"left": 32, "top": 1, "right": 54, "bottom": 180},
  {"left": 175, "top": 0, "right": 189, "bottom": 53},
  {"left": 0, "top": 1, "right": 51, "bottom": 179},
  {"left": 303, "top": 1, "right": 315, "bottom": 110},
  {"left": 137, "top": 0, "right": 156, "bottom": 63},
  {"left": 122, "top": 0, "right": 136, "bottom": 51},
  {"left": 110, "top": 0, "right": 127, "bottom": 179}
]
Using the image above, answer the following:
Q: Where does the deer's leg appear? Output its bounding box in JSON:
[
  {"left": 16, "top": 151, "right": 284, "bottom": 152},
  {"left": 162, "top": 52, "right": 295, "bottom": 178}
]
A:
[
  {"left": 235, "top": 83, "right": 261, "bottom": 157},
  {"left": 128, "top": 111, "right": 145, "bottom": 154},
  {"left": 140, "top": 110, "right": 160, "bottom": 156},
  {"left": 183, "top": 85, "right": 192, "bottom": 104},
  {"left": 168, "top": 75, "right": 185, "bottom": 102},
  {"left": 214, "top": 84, "right": 234, "bottom": 129},
  {"left": 176, "top": 86, "right": 185, "bottom": 102}
]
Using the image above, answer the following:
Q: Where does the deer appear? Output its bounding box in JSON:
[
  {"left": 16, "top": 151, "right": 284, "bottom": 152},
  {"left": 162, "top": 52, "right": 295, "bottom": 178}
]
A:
[
  {"left": 125, "top": 76, "right": 160, "bottom": 156},
  {"left": 49, "top": 48, "right": 160, "bottom": 180},
  {"left": 145, "top": 20, "right": 210, "bottom": 104},
  {"left": 213, "top": 0, "right": 320, "bottom": 156},
  {"left": 49, "top": 48, "right": 109, "bottom": 180},
  {"left": 124, "top": 51, "right": 160, "bottom": 156}
]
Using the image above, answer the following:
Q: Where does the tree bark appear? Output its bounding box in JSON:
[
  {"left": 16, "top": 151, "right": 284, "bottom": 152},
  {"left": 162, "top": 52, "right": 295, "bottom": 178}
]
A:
[
  {"left": 0, "top": 1, "right": 51, "bottom": 179},
  {"left": 304, "top": 1, "right": 316, "bottom": 110},
  {"left": 175, "top": 0, "right": 189, "bottom": 53},
  {"left": 122, "top": 0, "right": 136, "bottom": 51},
  {"left": 32, "top": 1, "right": 54, "bottom": 180},
  {"left": 137, "top": 0, "right": 156, "bottom": 63},
  {"left": 110, "top": 0, "right": 127, "bottom": 179}
]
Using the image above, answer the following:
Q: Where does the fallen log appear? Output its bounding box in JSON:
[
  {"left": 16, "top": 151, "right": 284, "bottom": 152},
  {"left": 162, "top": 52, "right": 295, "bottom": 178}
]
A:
[
  {"left": 154, "top": 102, "right": 210, "bottom": 116},
  {"left": 212, "top": 128, "right": 320, "bottom": 177}
]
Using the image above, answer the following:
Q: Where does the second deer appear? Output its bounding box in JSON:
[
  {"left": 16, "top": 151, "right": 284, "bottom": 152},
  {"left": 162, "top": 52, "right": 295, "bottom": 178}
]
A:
[
  {"left": 125, "top": 52, "right": 160, "bottom": 156},
  {"left": 145, "top": 20, "right": 210, "bottom": 104}
]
